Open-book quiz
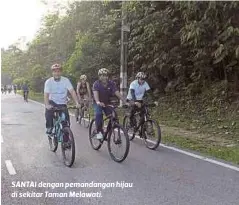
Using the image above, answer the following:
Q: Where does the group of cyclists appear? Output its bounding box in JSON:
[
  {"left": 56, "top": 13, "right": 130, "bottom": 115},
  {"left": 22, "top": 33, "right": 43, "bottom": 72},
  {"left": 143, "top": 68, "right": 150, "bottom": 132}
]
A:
[
  {"left": 1, "top": 84, "right": 17, "bottom": 94},
  {"left": 44, "top": 63, "right": 152, "bottom": 140},
  {"left": 1, "top": 84, "right": 29, "bottom": 101}
]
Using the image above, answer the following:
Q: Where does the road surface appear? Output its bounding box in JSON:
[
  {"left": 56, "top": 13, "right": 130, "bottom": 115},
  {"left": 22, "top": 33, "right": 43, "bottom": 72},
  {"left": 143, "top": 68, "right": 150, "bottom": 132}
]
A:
[{"left": 1, "top": 93, "right": 239, "bottom": 205}]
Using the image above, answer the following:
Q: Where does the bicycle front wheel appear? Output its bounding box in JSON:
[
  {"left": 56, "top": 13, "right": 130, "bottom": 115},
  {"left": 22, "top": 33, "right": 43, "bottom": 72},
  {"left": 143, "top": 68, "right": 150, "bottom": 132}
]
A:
[
  {"left": 48, "top": 133, "right": 58, "bottom": 152},
  {"left": 142, "top": 119, "right": 161, "bottom": 150},
  {"left": 123, "top": 115, "right": 135, "bottom": 141},
  {"left": 107, "top": 124, "right": 130, "bottom": 163},
  {"left": 89, "top": 119, "right": 102, "bottom": 150},
  {"left": 61, "top": 127, "right": 75, "bottom": 167},
  {"left": 83, "top": 108, "right": 90, "bottom": 128}
]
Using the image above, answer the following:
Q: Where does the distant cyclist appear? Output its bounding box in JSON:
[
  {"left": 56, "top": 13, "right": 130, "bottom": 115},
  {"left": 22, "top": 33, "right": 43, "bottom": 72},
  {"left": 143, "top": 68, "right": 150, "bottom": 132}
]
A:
[
  {"left": 75, "top": 75, "right": 92, "bottom": 123},
  {"left": 13, "top": 85, "right": 17, "bottom": 95},
  {"left": 22, "top": 83, "right": 29, "bottom": 102},
  {"left": 3, "top": 85, "right": 7, "bottom": 94}
]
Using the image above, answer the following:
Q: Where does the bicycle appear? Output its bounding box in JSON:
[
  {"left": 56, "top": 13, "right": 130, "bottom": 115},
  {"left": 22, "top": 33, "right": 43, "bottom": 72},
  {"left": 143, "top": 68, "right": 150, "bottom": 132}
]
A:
[
  {"left": 123, "top": 102, "right": 161, "bottom": 150},
  {"left": 89, "top": 105, "right": 130, "bottom": 163},
  {"left": 48, "top": 106, "right": 78, "bottom": 167},
  {"left": 75, "top": 99, "right": 91, "bottom": 128}
]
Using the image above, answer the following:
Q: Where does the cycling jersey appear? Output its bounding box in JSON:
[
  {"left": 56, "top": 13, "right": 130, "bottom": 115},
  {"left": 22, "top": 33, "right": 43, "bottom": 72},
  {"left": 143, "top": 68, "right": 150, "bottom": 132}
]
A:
[
  {"left": 92, "top": 80, "right": 117, "bottom": 105},
  {"left": 78, "top": 82, "right": 88, "bottom": 96}
]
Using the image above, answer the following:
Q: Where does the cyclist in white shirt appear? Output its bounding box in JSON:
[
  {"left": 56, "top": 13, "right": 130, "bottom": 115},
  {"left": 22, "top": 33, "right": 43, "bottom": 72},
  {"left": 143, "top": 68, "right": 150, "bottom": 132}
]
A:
[
  {"left": 44, "top": 64, "right": 80, "bottom": 134},
  {"left": 126, "top": 72, "right": 152, "bottom": 126}
]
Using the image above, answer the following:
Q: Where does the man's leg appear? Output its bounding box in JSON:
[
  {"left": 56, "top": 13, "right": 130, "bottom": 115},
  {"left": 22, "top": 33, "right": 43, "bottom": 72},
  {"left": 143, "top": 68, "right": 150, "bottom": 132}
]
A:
[
  {"left": 103, "top": 106, "right": 113, "bottom": 131},
  {"left": 45, "top": 109, "right": 54, "bottom": 134},
  {"left": 45, "top": 100, "right": 56, "bottom": 134},
  {"left": 75, "top": 108, "right": 79, "bottom": 122},
  {"left": 64, "top": 107, "right": 70, "bottom": 126},
  {"left": 129, "top": 105, "right": 137, "bottom": 127},
  {"left": 93, "top": 103, "right": 105, "bottom": 140}
]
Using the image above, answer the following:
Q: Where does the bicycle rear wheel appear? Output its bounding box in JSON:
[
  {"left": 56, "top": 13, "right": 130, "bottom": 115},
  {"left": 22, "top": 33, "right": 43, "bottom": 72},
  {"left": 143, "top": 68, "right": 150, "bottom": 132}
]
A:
[
  {"left": 61, "top": 127, "right": 75, "bottom": 167},
  {"left": 107, "top": 124, "right": 130, "bottom": 163},
  {"left": 89, "top": 119, "right": 102, "bottom": 150},
  {"left": 142, "top": 119, "right": 161, "bottom": 150}
]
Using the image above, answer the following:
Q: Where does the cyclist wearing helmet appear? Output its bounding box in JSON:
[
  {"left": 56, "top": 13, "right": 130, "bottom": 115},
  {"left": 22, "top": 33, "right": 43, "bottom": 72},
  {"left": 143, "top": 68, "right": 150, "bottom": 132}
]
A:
[
  {"left": 92, "top": 68, "right": 126, "bottom": 140},
  {"left": 44, "top": 63, "right": 80, "bottom": 134},
  {"left": 75, "top": 74, "right": 92, "bottom": 122},
  {"left": 126, "top": 72, "right": 151, "bottom": 126}
]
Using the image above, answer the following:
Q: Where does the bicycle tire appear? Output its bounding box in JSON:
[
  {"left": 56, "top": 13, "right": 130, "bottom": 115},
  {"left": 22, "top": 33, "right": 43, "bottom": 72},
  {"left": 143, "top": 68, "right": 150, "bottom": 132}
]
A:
[
  {"left": 83, "top": 108, "right": 90, "bottom": 128},
  {"left": 89, "top": 119, "right": 102, "bottom": 150},
  {"left": 61, "top": 127, "right": 75, "bottom": 167},
  {"left": 75, "top": 109, "right": 79, "bottom": 123},
  {"left": 123, "top": 115, "right": 135, "bottom": 141},
  {"left": 107, "top": 124, "right": 130, "bottom": 163},
  {"left": 48, "top": 133, "right": 58, "bottom": 152},
  {"left": 142, "top": 119, "right": 161, "bottom": 150},
  {"left": 78, "top": 108, "right": 83, "bottom": 125}
]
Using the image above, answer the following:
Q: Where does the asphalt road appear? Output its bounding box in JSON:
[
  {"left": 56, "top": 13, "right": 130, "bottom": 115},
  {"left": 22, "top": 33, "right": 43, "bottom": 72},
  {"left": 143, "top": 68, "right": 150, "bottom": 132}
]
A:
[{"left": 1, "top": 93, "right": 239, "bottom": 205}]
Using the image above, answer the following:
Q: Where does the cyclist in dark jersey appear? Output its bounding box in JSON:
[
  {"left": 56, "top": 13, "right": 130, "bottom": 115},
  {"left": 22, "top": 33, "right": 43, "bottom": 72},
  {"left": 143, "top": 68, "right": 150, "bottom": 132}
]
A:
[
  {"left": 13, "top": 84, "right": 17, "bottom": 95},
  {"left": 22, "top": 83, "right": 29, "bottom": 102},
  {"left": 75, "top": 75, "right": 92, "bottom": 123}
]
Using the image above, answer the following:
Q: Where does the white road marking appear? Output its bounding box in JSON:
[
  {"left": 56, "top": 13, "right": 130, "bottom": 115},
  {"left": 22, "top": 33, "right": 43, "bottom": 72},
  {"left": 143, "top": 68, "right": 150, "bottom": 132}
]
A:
[
  {"left": 5, "top": 160, "right": 16, "bottom": 175},
  {"left": 158, "top": 143, "right": 239, "bottom": 172},
  {"left": 30, "top": 98, "right": 239, "bottom": 172},
  {"left": 1, "top": 135, "right": 3, "bottom": 143}
]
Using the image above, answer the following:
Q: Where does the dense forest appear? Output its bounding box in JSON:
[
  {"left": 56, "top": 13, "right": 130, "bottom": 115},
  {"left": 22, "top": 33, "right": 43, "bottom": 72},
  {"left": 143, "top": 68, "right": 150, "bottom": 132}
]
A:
[{"left": 2, "top": 1, "right": 239, "bottom": 96}]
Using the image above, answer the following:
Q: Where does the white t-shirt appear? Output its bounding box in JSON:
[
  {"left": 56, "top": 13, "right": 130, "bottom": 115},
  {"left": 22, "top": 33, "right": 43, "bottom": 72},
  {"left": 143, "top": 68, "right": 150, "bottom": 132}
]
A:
[
  {"left": 126, "top": 80, "right": 150, "bottom": 100},
  {"left": 44, "top": 76, "right": 73, "bottom": 104}
]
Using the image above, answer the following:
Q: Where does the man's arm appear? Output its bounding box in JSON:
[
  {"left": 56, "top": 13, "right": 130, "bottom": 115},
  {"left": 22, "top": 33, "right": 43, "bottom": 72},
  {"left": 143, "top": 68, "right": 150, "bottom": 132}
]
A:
[
  {"left": 69, "top": 88, "right": 79, "bottom": 106},
  {"left": 144, "top": 82, "right": 153, "bottom": 101},
  {"left": 92, "top": 81, "right": 101, "bottom": 105},
  {"left": 66, "top": 78, "right": 79, "bottom": 107},
  {"left": 76, "top": 82, "right": 81, "bottom": 100},
  {"left": 44, "top": 93, "right": 49, "bottom": 105},
  {"left": 144, "top": 89, "right": 154, "bottom": 102},
  {"left": 115, "top": 91, "right": 126, "bottom": 104},
  {"left": 86, "top": 82, "right": 92, "bottom": 101},
  {"left": 130, "top": 89, "right": 136, "bottom": 101},
  {"left": 44, "top": 93, "right": 51, "bottom": 108},
  {"left": 93, "top": 90, "right": 100, "bottom": 103},
  {"left": 44, "top": 80, "right": 53, "bottom": 109}
]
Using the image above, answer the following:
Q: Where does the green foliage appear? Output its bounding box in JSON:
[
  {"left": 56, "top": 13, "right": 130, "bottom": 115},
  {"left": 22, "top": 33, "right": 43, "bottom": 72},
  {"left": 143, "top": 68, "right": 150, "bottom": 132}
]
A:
[{"left": 1, "top": 1, "right": 238, "bottom": 96}]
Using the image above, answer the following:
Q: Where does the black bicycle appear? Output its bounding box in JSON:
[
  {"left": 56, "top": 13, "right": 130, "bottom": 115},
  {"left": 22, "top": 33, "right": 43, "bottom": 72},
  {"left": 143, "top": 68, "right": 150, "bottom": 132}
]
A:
[
  {"left": 89, "top": 105, "right": 130, "bottom": 163},
  {"left": 48, "top": 106, "right": 77, "bottom": 167},
  {"left": 123, "top": 102, "right": 161, "bottom": 150}
]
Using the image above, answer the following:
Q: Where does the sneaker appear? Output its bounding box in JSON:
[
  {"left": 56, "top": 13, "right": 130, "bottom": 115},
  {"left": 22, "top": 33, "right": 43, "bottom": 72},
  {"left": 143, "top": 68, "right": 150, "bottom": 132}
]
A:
[
  {"left": 46, "top": 128, "right": 53, "bottom": 135},
  {"left": 96, "top": 132, "right": 103, "bottom": 140}
]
